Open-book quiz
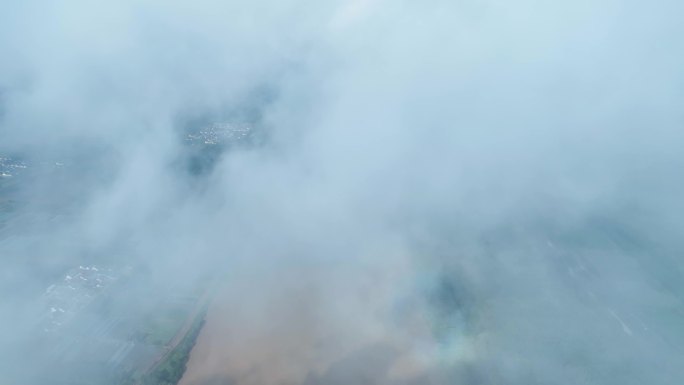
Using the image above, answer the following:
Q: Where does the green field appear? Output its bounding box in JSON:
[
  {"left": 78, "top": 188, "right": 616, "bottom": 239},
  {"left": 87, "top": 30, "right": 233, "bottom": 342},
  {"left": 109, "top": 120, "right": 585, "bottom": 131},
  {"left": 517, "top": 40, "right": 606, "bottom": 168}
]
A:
[{"left": 141, "top": 304, "right": 208, "bottom": 385}]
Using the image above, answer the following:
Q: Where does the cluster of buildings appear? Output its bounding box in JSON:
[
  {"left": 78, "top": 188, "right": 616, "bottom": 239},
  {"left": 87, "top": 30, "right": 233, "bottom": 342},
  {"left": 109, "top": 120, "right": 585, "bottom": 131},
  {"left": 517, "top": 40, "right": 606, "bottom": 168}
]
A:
[
  {"left": 186, "top": 121, "right": 253, "bottom": 145},
  {"left": 41, "top": 265, "right": 118, "bottom": 332},
  {"left": 0, "top": 156, "right": 27, "bottom": 178}
]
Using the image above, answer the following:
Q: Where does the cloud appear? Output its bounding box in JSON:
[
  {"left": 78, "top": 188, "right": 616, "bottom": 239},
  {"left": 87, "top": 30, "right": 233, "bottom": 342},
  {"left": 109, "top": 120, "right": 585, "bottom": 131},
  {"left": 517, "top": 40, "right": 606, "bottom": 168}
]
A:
[{"left": 1, "top": 1, "right": 684, "bottom": 384}]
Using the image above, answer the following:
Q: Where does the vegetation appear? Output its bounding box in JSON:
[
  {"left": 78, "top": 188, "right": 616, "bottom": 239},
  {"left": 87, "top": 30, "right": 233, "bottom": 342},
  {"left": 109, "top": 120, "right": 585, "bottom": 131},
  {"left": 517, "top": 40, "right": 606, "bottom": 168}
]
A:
[
  {"left": 141, "top": 305, "right": 208, "bottom": 385},
  {"left": 139, "top": 301, "right": 195, "bottom": 346}
]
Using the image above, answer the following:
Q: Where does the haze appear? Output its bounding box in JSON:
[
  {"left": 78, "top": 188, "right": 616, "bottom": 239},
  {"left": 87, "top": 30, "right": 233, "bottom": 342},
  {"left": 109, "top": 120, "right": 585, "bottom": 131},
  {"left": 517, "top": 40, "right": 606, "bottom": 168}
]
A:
[{"left": 1, "top": 1, "right": 684, "bottom": 384}]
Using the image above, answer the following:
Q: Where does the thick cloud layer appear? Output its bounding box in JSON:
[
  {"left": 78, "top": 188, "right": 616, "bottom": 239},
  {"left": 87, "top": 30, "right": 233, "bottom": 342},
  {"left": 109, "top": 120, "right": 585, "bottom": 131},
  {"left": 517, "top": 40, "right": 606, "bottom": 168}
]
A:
[{"left": 1, "top": 1, "right": 684, "bottom": 384}]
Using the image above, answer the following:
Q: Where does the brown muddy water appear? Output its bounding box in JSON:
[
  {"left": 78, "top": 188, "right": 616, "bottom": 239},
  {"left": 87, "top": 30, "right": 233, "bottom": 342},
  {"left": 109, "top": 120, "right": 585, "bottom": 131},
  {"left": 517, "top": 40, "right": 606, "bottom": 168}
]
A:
[{"left": 178, "top": 261, "right": 456, "bottom": 385}]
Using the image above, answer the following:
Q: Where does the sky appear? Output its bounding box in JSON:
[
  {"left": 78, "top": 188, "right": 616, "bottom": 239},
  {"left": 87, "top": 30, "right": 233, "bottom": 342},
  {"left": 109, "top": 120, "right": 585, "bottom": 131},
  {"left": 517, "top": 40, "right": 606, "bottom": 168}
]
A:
[{"left": 1, "top": 1, "right": 684, "bottom": 384}]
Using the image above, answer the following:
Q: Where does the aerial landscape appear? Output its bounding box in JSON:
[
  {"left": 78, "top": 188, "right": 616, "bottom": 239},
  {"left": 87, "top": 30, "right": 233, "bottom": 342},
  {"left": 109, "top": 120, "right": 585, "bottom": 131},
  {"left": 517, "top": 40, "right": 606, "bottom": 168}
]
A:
[{"left": 1, "top": 1, "right": 684, "bottom": 385}]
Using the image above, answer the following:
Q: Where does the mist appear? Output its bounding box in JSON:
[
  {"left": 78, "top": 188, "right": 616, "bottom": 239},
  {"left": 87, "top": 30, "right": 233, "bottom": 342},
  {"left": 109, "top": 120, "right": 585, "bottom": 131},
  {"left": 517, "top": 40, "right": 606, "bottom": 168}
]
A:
[{"left": 1, "top": 1, "right": 684, "bottom": 384}]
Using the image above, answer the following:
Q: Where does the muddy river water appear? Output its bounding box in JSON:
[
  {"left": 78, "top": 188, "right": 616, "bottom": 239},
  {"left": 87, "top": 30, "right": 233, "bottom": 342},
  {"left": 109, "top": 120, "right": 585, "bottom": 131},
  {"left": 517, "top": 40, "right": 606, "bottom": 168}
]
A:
[{"left": 178, "top": 263, "right": 453, "bottom": 385}]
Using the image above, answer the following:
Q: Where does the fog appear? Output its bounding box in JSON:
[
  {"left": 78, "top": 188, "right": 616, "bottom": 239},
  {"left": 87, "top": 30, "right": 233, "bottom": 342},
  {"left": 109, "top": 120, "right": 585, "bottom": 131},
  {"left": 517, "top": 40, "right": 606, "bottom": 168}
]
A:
[{"left": 1, "top": 1, "right": 684, "bottom": 384}]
